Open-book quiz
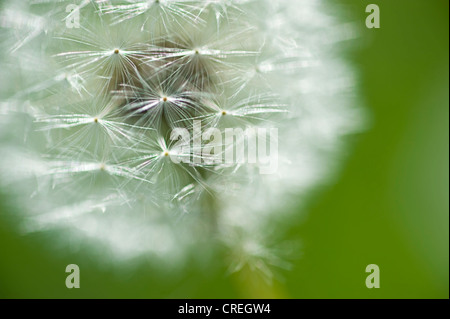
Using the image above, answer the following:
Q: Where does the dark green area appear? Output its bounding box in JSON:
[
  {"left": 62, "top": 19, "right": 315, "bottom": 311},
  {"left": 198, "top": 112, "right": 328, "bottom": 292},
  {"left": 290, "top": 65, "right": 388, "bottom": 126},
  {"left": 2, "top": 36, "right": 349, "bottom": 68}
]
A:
[{"left": 0, "top": 0, "right": 448, "bottom": 298}]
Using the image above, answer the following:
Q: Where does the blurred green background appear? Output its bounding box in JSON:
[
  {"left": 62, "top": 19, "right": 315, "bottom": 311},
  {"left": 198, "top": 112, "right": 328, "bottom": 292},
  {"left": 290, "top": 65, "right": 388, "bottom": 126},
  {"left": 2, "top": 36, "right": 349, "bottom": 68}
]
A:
[{"left": 0, "top": 0, "right": 448, "bottom": 298}]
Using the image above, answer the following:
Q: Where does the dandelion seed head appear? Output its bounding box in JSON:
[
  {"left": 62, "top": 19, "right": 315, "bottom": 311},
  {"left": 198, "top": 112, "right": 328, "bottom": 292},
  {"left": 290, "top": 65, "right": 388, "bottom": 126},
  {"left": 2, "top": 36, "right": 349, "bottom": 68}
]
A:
[{"left": 0, "top": 0, "right": 365, "bottom": 278}]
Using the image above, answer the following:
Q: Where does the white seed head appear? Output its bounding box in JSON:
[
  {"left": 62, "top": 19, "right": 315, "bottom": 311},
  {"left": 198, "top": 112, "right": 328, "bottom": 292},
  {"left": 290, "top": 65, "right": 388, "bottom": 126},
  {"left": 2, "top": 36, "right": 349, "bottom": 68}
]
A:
[{"left": 0, "top": 0, "right": 365, "bottom": 278}]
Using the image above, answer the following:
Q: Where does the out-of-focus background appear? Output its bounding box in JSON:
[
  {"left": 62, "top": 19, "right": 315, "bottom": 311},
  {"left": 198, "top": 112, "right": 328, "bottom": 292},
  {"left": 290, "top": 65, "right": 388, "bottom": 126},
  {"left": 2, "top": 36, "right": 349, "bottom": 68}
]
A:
[{"left": 0, "top": 0, "right": 448, "bottom": 298}]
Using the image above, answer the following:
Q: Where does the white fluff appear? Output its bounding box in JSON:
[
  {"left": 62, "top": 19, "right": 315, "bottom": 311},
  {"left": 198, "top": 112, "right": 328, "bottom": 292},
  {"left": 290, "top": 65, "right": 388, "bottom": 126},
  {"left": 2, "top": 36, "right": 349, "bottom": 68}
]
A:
[{"left": 0, "top": 0, "right": 365, "bottom": 277}]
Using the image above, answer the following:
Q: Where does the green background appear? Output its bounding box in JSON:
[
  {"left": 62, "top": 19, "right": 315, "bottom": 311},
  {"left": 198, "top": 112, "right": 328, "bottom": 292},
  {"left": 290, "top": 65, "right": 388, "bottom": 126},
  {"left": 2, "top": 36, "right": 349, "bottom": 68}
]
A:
[{"left": 0, "top": 0, "right": 448, "bottom": 298}]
